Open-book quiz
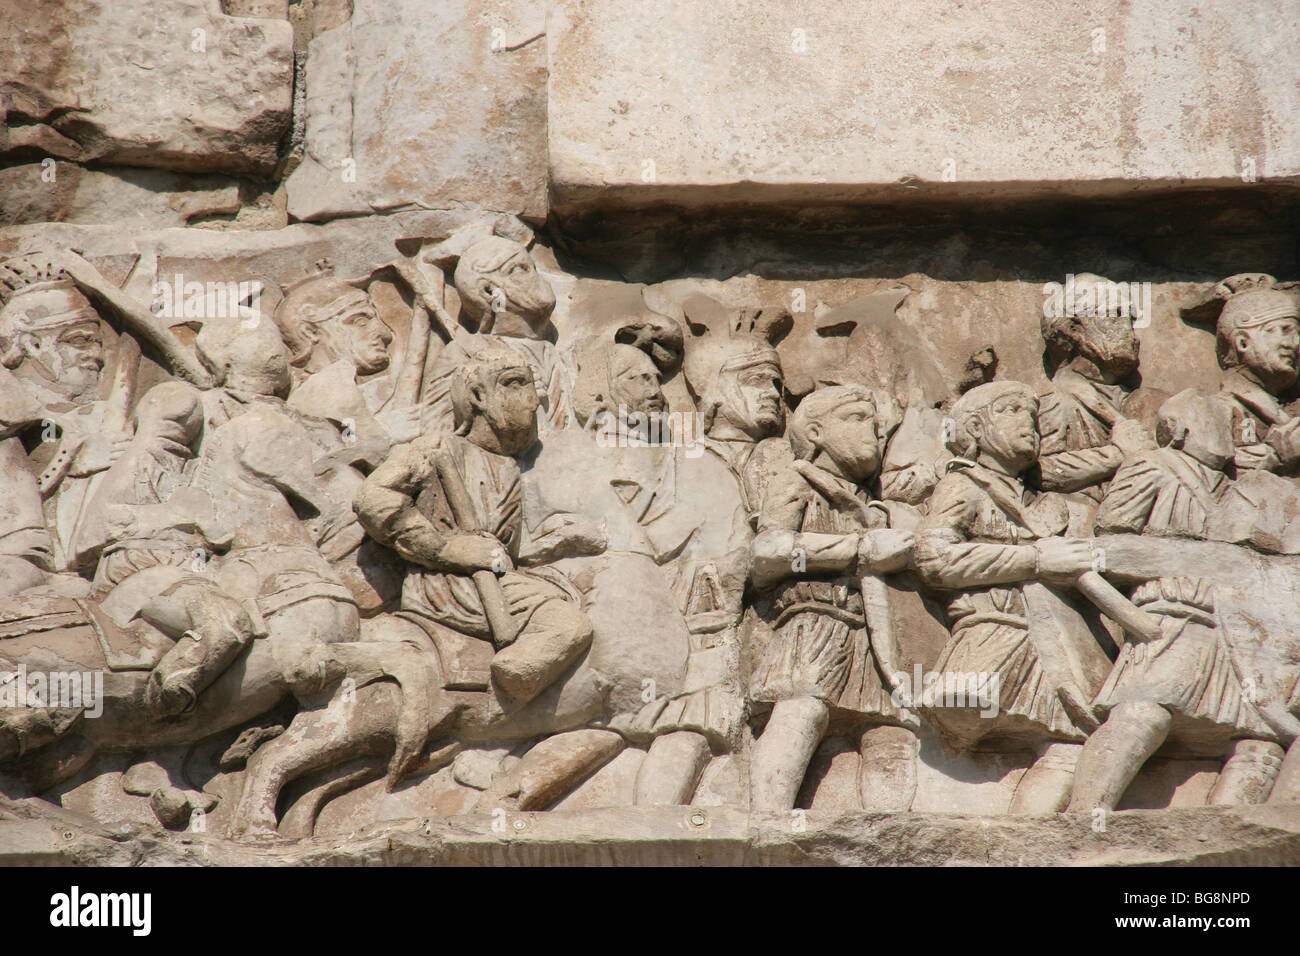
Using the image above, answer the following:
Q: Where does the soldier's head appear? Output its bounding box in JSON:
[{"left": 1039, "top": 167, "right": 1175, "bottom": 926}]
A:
[
  {"left": 685, "top": 338, "right": 784, "bottom": 442},
  {"left": 574, "top": 342, "right": 667, "bottom": 438},
  {"left": 1040, "top": 273, "right": 1140, "bottom": 380},
  {"left": 789, "top": 384, "right": 900, "bottom": 483},
  {"left": 275, "top": 271, "right": 392, "bottom": 376},
  {"left": 1216, "top": 280, "right": 1300, "bottom": 393},
  {"left": 195, "top": 314, "right": 292, "bottom": 399},
  {"left": 1156, "top": 389, "right": 1235, "bottom": 472},
  {"left": 453, "top": 237, "right": 556, "bottom": 337},
  {"left": 450, "top": 345, "right": 540, "bottom": 456},
  {"left": 947, "top": 380, "right": 1040, "bottom": 474},
  {"left": 0, "top": 256, "right": 104, "bottom": 401}
]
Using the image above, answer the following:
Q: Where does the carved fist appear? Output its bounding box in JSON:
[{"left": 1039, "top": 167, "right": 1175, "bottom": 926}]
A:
[
  {"left": 1033, "top": 537, "right": 1095, "bottom": 581},
  {"left": 438, "top": 533, "right": 512, "bottom": 575},
  {"left": 1235, "top": 442, "right": 1281, "bottom": 473},
  {"left": 70, "top": 433, "right": 132, "bottom": 477},
  {"left": 857, "top": 529, "right": 914, "bottom": 575},
  {"left": 1110, "top": 417, "right": 1155, "bottom": 458},
  {"left": 1266, "top": 418, "right": 1300, "bottom": 468},
  {"left": 102, "top": 503, "right": 139, "bottom": 541}
]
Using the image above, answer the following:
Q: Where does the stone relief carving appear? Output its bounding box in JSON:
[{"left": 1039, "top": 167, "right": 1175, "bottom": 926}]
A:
[{"left": 2, "top": 238, "right": 1300, "bottom": 844}]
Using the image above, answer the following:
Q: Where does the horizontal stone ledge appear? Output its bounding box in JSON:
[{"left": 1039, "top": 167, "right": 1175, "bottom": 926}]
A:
[
  {"left": 6, "top": 804, "right": 1300, "bottom": 866},
  {"left": 549, "top": 177, "right": 1300, "bottom": 215}
]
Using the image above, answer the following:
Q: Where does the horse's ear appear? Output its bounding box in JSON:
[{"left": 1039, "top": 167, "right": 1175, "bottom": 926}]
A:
[
  {"left": 749, "top": 306, "right": 792, "bottom": 347},
  {"left": 682, "top": 293, "right": 730, "bottom": 339}
]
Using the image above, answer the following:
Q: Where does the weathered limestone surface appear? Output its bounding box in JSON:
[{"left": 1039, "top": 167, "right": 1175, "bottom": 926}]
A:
[
  {"left": 548, "top": 0, "right": 1300, "bottom": 209},
  {"left": 5, "top": 798, "right": 1300, "bottom": 866},
  {"left": 0, "top": 0, "right": 293, "bottom": 178},
  {"left": 285, "top": 0, "right": 548, "bottom": 221},
  {"left": 2, "top": 0, "right": 1300, "bottom": 868}
]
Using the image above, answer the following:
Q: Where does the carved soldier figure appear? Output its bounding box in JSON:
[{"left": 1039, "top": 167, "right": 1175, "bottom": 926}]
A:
[
  {"left": 73, "top": 381, "right": 257, "bottom": 716},
  {"left": 420, "top": 236, "right": 571, "bottom": 439},
  {"left": 356, "top": 346, "right": 597, "bottom": 706},
  {"left": 1037, "top": 273, "right": 1156, "bottom": 531},
  {"left": 681, "top": 316, "right": 789, "bottom": 517},
  {"left": 748, "top": 385, "right": 918, "bottom": 811},
  {"left": 1212, "top": 275, "right": 1300, "bottom": 475},
  {"left": 274, "top": 265, "right": 420, "bottom": 444},
  {"left": 1071, "top": 389, "right": 1281, "bottom": 811},
  {"left": 0, "top": 254, "right": 132, "bottom": 580},
  {"left": 621, "top": 313, "right": 793, "bottom": 804},
  {"left": 914, "top": 381, "right": 1101, "bottom": 813}
]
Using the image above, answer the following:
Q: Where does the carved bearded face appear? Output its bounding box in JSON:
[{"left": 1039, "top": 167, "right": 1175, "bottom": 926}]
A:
[
  {"left": 317, "top": 298, "right": 393, "bottom": 376},
  {"left": 478, "top": 361, "right": 541, "bottom": 456},
  {"left": 1235, "top": 317, "right": 1300, "bottom": 391},
  {"left": 971, "top": 392, "right": 1039, "bottom": 473},
  {"left": 715, "top": 359, "right": 784, "bottom": 440},
  {"left": 35, "top": 320, "right": 104, "bottom": 398},
  {"left": 1, "top": 286, "right": 105, "bottom": 400},
  {"left": 810, "top": 396, "right": 880, "bottom": 482}
]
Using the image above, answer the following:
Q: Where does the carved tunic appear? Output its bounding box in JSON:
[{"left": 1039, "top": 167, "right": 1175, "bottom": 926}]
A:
[
  {"left": 1037, "top": 368, "right": 1127, "bottom": 498},
  {"left": 751, "top": 461, "right": 900, "bottom": 719},
  {"left": 1093, "top": 448, "right": 1271, "bottom": 736},
  {"left": 915, "top": 462, "right": 1084, "bottom": 747},
  {"left": 356, "top": 433, "right": 577, "bottom": 641},
  {"left": 1220, "top": 368, "right": 1300, "bottom": 476}
]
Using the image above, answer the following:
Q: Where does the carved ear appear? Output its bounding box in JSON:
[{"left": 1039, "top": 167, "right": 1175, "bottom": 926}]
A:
[{"left": 468, "top": 382, "right": 490, "bottom": 414}]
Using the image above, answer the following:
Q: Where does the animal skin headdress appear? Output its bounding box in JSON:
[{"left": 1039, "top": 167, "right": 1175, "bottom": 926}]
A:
[{"left": 679, "top": 293, "right": 791, "bottom": 404}]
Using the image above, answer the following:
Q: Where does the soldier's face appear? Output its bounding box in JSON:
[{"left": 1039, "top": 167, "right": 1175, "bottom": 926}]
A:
[
  {"left": 816, "top": 398, "right": 880, "bottom": 482},
  {"left": 489, "top": 252, "right": 556, "bottom": 326},
  {"left": 610, "top": 348, "right": 666, "bottom": 416},
  {"left": 1237, "top": 318, "right": 1300, "bottom": 388},
  {"left": 1077, "top": 313, "right": 1140, "bottom": 377},
  {"left": 33, "top": 321, "right": 104, "bottom": 397},
  {"left": 482, "top": 363, "right": 540, "bottom": 455},
  {"left": 717, "top": 362, "right": 783, "bottom": 439},
  {"left": 320, "top": 300, "right": 392, "bottom": 375},
  {"left": 979, "top": 394, "right": 1039, "bottom": 470}
]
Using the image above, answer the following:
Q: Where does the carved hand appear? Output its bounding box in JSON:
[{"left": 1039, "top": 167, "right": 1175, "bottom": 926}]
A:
[
  {"left": 435, "top": 532, "right": 513, "bottom": 575},
  {"left": 1235, "top": 442, "right": 1280, "bottom": 472},
  {"left": 1032, "top": 537, "right": 1095, "bottom": 581},
  {"left": 1266, "top": 418, "right": 1300, "bottom": 467},
  {"left": 857, "top": 529, "right": 914, "bottom": 575}
]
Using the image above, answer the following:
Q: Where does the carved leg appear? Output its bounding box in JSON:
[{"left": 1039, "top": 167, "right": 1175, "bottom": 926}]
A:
[
  {"left": 858, "top": 724, "right": 919, "bottom": 813},
  {"left": 141, "top": 580, "right": 255, "bottom": 717},
  {"left": 229, "top": 682, "right": 402, "bottom": 838},
  {"left": 635, "top": 731, "right": 711, "bottom": 806},
  {"left": 1067, "top": 701, "right": 1172, "bottom": 813},
  {"left": 0, "top": 556, "right": 44, "bottom": 599},
  {"left": 491, "top": 599, "right": 592, "bottom": 706},
  {"left": 1208, "top": 739, "right": 1285, "bottom": 805},
  {"left": 1267, "top": 738, "right": 1300, "bottom": 804},
  {"left": 749, "top": 697, "right": 830, "bottom": 812},
  {"left": 1010, "top": 741, "right": 1083, "bottom": 815}
]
